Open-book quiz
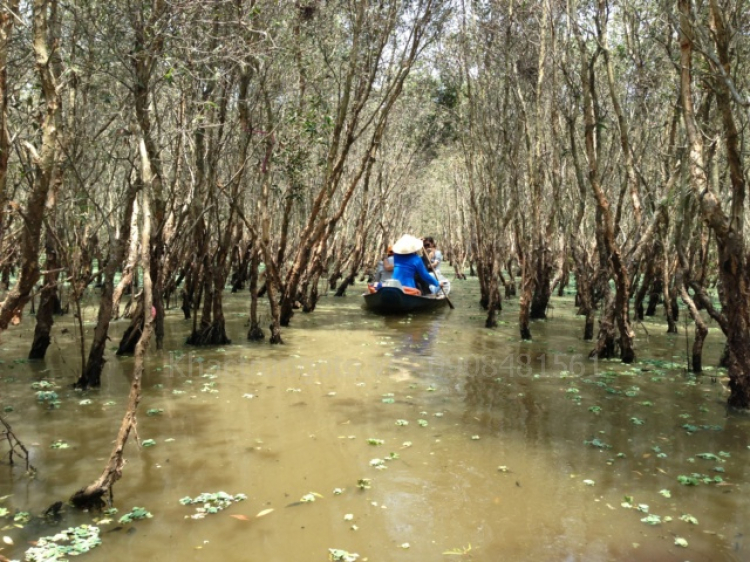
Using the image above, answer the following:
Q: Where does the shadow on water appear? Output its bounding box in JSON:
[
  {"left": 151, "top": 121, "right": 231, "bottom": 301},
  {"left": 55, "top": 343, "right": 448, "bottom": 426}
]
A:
[{"left": 1, "top": 280, "right": 749, "bottom": 561}]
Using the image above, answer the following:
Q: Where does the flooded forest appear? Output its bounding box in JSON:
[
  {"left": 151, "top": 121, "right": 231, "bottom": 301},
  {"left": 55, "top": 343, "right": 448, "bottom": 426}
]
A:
[{"left": 1, "top": 0, "right": 750, "bottom": 561}]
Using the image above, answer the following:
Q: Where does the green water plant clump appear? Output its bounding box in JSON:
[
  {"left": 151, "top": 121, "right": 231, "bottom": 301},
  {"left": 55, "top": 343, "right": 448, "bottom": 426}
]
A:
[
  {"left": 118, "top": 507, "right": 153, "bottom": 524},
  {"left": 25, "top": 524, "right": 101, "bottom": 561},
  {"left": 179, "top": 492, "right": 247, "bottom": 519}
]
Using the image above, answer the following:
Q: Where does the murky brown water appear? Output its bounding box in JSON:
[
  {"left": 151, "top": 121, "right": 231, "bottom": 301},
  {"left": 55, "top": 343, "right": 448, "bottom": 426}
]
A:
[{"left": 2, "top": 279, "right": 749, "bottom": 561}]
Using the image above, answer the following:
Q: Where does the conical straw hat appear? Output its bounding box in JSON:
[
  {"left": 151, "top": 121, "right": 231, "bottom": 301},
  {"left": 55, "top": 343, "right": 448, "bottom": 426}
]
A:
[{"left": 392, "top": 234, "right": 423, "bottom": 255}]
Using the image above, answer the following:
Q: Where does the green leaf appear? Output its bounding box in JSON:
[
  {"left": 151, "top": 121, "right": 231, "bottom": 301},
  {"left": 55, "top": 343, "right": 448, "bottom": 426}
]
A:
[
  {"left": 118, "top": 507, "right": 153, "bottom": 524},
  {"left": 14, "top": 512, "right": 30, "bottom": 523},
  {"left": 584, "top": 438, "right": 611, "bottom": 449},
  {"left": 328, "top": 548, "right": 360, "bottom": 562},
  {"left": 696, "top": 452, "right": 721, "bottom": 461},
  {"left": 677, "top": 474, "right": 700, "bottom": 486}
]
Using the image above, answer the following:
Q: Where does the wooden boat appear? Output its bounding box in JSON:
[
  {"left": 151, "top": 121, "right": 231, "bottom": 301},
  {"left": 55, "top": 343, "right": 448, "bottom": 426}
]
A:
[{"left": 363, "top": 279, "right": 450, "bottom": 314}]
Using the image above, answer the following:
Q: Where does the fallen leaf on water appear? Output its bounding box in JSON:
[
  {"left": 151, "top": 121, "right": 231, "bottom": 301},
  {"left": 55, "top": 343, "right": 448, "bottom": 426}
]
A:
[
  {"left": 230, "top": 514, "right": 250, "bottom": 521},
  {"left": 256, "top": 509, "right": 274, "bottom": 518},
  {"left": 2, "top": 536, "right": 13, "bottom": 545}
]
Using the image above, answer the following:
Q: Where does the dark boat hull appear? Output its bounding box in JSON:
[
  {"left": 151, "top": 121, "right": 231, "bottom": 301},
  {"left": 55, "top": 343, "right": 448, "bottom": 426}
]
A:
[{"left": 363, "top": 287, "right": 448, "bottom": 314}]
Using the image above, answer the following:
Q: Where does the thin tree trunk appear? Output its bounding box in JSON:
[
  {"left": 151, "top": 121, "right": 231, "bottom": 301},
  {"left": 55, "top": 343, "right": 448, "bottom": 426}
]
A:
[
  {"left": 679, "top": 281, "right": 707, "bottom": 373},
  {"left": 247, "top": 242, "right": 264, "bottom": 341},
  {"left": 71, "top": 188, "right": 154, "bottom": 510},
  {"left": 28, "top": 233, "right": 59, "bottom": 359},
  {"left": 112, "top": 197, "right": 140, "bottom": 318},
  {"left": 76, "top": 181, "right": 139, "bottom": 388}
]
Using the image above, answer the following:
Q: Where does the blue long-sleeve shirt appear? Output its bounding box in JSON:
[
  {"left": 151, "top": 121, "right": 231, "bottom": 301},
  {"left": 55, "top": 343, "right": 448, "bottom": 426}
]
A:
[{"left": 392, "top": 253, "right": 439, "bottom": 289}]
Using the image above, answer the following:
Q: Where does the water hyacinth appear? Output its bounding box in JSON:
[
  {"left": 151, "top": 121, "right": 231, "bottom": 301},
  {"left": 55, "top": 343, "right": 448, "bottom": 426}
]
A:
[
  {"left": 25, "top": 525, "right": 102, "bottom": 562},
  {"left": 179, "top": 492, "right": 247, "bottom": 519}
]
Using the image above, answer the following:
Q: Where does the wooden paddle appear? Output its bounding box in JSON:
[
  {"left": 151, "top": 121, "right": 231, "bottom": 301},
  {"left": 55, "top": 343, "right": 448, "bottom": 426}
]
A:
[{"left": 423, "top": 248, "right": 454, "bottom": 309}]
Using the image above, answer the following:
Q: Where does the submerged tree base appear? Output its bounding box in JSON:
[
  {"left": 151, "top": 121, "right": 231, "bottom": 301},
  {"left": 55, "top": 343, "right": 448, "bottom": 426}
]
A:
[
  {"left": 117, "top": 322, "right": 143, "bottom": 355},
  {"left": 727, "top": 366, "right": 750, "bottom": 410},
  {"left": 28, "top": 334, "right": 52, "bottom": 360},
  {"left": 75, "top": 355, "right": 106, "bottom": 389},
  {"left": 269, "top": 325, "right": 283, "bottom": 344},
  {"left": 247, "top": 323, "right": 265, "bottom": 341},
  {"left": 186, "top": 323, "right": 231, "bottom": 346},
  {"left": 70, "top": 487, "right": 108, "bottom": 511}
]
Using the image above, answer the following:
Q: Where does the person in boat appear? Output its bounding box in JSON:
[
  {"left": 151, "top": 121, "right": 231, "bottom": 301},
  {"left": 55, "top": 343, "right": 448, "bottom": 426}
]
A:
[
  {"left": 391, "top": 234, "right": 442, "bottom": 296},
  {"left": 423, "top": 237, "right": 443, "bottom": 274},
  {"left": 374, "top": 245, "right": 395, "bottom": 282}
]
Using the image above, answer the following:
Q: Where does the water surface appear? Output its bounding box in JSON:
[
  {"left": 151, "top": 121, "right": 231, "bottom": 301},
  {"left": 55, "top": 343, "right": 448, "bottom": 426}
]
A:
[{"left": 1, "top": 279, "right": 748, "bottom": 561}]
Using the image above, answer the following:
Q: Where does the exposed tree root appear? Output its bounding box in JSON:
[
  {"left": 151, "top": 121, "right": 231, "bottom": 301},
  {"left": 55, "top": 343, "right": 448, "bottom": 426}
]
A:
[{"left": 1, "top": 414, "right": 36, "bottom": 474}]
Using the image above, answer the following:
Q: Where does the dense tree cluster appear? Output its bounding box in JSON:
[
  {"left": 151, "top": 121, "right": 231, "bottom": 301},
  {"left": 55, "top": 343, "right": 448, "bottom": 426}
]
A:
[{"left": 434, "top": 0, "right": 750, "bottom": 408}]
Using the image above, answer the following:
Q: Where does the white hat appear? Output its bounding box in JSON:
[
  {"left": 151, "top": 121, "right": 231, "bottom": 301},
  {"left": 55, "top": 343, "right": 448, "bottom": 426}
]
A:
[{"left": 392, "top": 234, "right": 423, "bottom": 255}]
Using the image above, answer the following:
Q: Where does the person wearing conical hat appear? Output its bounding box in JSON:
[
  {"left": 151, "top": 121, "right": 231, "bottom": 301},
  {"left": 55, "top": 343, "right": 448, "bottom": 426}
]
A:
[{"left": 391, "top": 234, "right": 439, "bottom": 292}]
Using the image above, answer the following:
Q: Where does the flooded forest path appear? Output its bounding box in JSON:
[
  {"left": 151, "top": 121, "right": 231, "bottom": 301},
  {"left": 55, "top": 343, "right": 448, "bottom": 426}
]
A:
[{"left": 1, "top": 278, "right": 749, "bottom": 562}]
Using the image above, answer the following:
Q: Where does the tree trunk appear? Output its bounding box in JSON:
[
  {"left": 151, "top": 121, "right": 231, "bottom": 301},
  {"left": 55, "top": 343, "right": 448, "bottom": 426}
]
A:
[
  {"left": 574, "top": 12, "right": 635, "bottom": 364},
  {"left": 76, "top": 181, "right": 139, "bottom": 388},
  {"left": 112, "top": 197, "right": 139, "bottom": 318},
  {"left": 663, "top": 257, "right": 677, "bottom": 334},
  {"left": 0, "top": 0, "right": 19, "bottom": 252},
  {"left": 589, "top": 293, "right": 617, "bottom": 359},
  {"left": 679, "top": 0, "right": 750, "bottom": 407},
  {"left": 0, "top": 0, "right": 59, "bottom": 334},
  {"left": 116, "top": 296, "right": 144, "bottom": 356},
  {"left": 71, "top": 188, "right": 154, "bottom": 510},
  {"left": 28, "top": 234, "right": 59, "bottom": 360},
  {"left": 186, "top": 265, "right": 231, "bottom": 346},
  {"left": 529, "top": 255, "right": 553, "bottom": 319},
  {"left": 679, "top": 282, "right": 707, "bottom": 373},
  {"left": 247, "top": 243, "right": 264, "bottom": 341},
  {"left": 633, "top": 261, "right": 653, "bottom": 321},
  {"left": 518, "top": 250, "right": 534, "bottom": 340}
]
